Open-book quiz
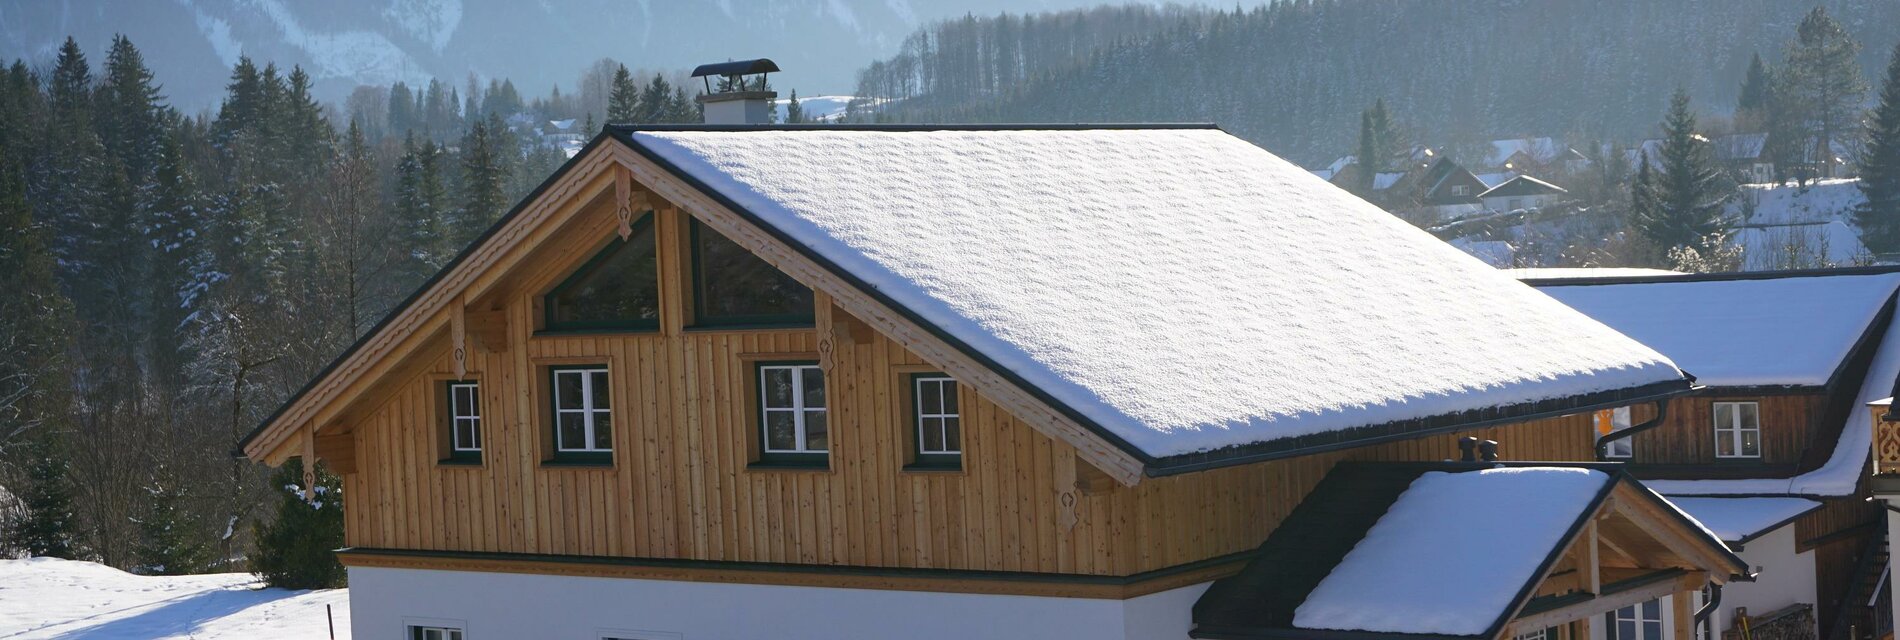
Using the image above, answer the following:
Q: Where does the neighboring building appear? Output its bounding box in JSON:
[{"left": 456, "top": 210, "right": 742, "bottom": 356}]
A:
[
  {"left": 1486, "top": 137, "right": 1588, "bottom": 175},
  {"left": 242, "top": 111, "right": 1750, "bottom": 636},
  {"left": 1534, "top": 268, "right": 1900, "bottom": 640},
  {"left": 1480, "top": 175, "right": 1569, "bottom": 213},
  {"left": 1713, "top": 133, "right": 1775, "bottom": 184}
]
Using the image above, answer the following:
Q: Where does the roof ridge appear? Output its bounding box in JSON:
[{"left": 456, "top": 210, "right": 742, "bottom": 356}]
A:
[{"left": 605, "top": 123, "right": 1222, "bottom": 133}]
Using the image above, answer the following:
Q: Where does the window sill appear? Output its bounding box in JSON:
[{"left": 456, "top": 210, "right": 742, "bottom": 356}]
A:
[
  {"left": 747, "top": 460, "right": 831, "bottom": 472},
  {"left": 438, "top": 457, "right": 484, "bottom": 467},
  {"left": 543, "top": 456, "right": 615, "bottom": 469},
  {"left": 685, "top": 322, "right": 816, "bottom": 333},
  {"left": 534, "top": 326, "right": 662, "bottom": 338},
  {"left": 902, "top": 461, "right": 963, "bottom": 474}
]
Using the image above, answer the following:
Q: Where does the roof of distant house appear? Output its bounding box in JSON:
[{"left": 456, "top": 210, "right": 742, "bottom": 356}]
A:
[{"left": 1479, "top": 175, "right": 1567, "bottom": 199}]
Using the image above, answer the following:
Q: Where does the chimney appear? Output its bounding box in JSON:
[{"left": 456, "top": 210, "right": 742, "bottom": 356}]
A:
[
  {"left": 1479, "top": 440, "right": 1500, "bottom": 462},
  {"left": 1457, "top": 437, "right": 1479, "bottom": 462},
  {"left": 691, "top": 58, "right": 780, "bottom": 125}
]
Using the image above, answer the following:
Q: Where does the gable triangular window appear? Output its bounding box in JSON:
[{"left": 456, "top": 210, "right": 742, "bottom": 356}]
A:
[
  {"left": 544, "top": 214, "right": 660, "bottom": 331},
  {"left": 691, "top": 220, "right": 814, "bottom": 327}
]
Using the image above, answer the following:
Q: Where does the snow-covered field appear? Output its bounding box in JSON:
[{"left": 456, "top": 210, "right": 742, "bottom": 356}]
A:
[{"left": 0, "top": 558, "right": 349, "bottom": 639}]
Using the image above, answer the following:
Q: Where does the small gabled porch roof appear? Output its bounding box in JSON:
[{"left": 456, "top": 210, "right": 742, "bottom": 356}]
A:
[{"left": 1192, "top": 462, "right": 1748, "bottom": 640}]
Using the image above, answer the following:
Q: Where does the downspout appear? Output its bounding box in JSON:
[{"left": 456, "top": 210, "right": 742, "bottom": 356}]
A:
[
  {"left": 1597, "top": 399, "right": 1671, "bottom": 460},
  {"left": 1695, "top": 582, "right": 1722, "bottom": 639}
]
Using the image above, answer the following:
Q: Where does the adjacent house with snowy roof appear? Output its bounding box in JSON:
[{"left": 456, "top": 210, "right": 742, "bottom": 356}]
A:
[
  {"left": 241, "top": 116, "right": 1748, "bottom": 640},
  {"left": 1532, "top": 268, "right": 1900, "bottom": 640},
  {"left": 1480, "top": 175, "right": 1569, "bottom": 213}
]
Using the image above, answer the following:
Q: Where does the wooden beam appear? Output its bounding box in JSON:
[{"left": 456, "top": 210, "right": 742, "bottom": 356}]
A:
[
  {"left": 1596, "top": 527, "right": 1644, "bottom": 569},
  {"left": 1074, "top": 460, "right": 1117, "bottom": 496},
  {"left": 1671, "top": 586, "right": 1694, "bottom": 640},
  {"left": 1585, "top": 520, "right": 1601, "bottom": 594},
  {"left": 606, "top": 144, "right": 1149, "bottom": 486},
  {"left": 450, "top": 297, "right": 468, "bottom": 378},
  {"left": 1509, "top": 571, "right": 1705, "bottom": 632},
  {"left": 1609, "top": 486, "right": 1740, "bottom": 580}
]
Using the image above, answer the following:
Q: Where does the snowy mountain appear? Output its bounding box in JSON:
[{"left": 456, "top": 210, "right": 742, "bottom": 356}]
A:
[{"left": 0, "top": 0, "right": 1149, "bottom": 111}]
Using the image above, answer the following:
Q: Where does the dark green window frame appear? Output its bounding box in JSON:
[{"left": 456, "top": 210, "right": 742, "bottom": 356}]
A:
[
  {"left": 689, "top": 220, "right": 816, "bottom": 329},
  {"left": 907, "top": 373, "right": 962, "bottom": 470},
  {"left": 408, "top": 626, "right": 464, "bottom": 640},
  {"left": 547, "top": 364, "right": 613, "bottom": 465},
  {"left": 542, "top": 213, "right": 660, "bottom": 334},
  {"left": 441, "top": 380, "right": 482, "bottom": 465},
  {"left": 752, "top": 360, "right": 829, "bottom": 468}
]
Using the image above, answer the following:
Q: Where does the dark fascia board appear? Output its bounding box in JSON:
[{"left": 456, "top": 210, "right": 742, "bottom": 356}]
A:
[
  {"left": 1523, "top": 264, "right": 1900, "bottom": 288},
  {"left": 338, "top": 545, "right": 1254, "bottom": 587},
  {"left": 611, "top": 125, "right": 1696, "bottom": 476},
  {"left": 689, "top": 58, "right": 780, "bottom": 78},
  {"left": 236, "top": 130, "right": 621, "bottom": 454},
  {"left": 1192, "top": 626, "right": 1478, "bottom": 640},
  {"left": 1473, "top": 469, "right": 1623, "bottom": 640}
]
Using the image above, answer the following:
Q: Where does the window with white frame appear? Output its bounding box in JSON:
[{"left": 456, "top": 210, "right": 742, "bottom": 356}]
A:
[
  {"left": 1713, "top": 401, "right": 1761, "bottom": 458},
  {"left": 1606, "top": 598, "right": 1664, "bottom": 640},
  {"left": 1597, "top": 406, "right": 1634, "bottom": 458},
  {"left": 912, "top": 374, "right": 961, "bottom": 467},
  {"left": 409, "top": 626, "right": 464, "bottom": 640},
  {"left": 446, "top": 381, "right": 482, "bottom": 460},
  {"left": 758, "top": 362, "right": 827, "bottom": 465},
  {"left": 550, "top": 366, "right": 612, "bottom": 461},
  {"left": 1512, "top": 629, "right": 1550, "bottom": 640},
  {"left": 1450, "top": 184, "right": 1470, "bottom": 196}
]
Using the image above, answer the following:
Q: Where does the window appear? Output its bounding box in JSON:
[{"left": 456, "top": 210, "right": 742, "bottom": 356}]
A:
[
  {"left": 550, "top": 366, "right": 613, "bottom": 463},
  {"left": 544, "top": 216, "right": 660, "bottom": 332},
  {"left": 1606, "top": 598, "right": 1664, "bottom": 640},
  {"left": 691, "top": 220, "right": 814, "bottom": 327},
  {"left": 1508, "top": 197, "right": 1524, "bottom": 211},
  {"left": 410, "top": 626, "right": 464, "bottom": 640},
  {"left": 1596, "top": 406, "right": 1633, "bottom": 458},
  {"left": 1450, "top": 185, "right": 1470, "bottom": 196},
  {"left": 911, "top": 374, "right": 962, "bottom": 468},
  {"left": 1713, "top": 401, "right": 1761, "bottom": 458},
  {"left": 1512, "top": 629, "right": 1552, "bottom": 640},
  {"left": 444, "top": 381, "right": 482, "bottom": 463},
  {"left": 757, "top": 362, "right": 827, "bottom": 466}
]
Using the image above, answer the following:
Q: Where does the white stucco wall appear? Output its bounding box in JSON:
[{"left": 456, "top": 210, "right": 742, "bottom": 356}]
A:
[
  {"left": 348, "top": 566, "right": 1211, "bottom": 640},
  {"left": 1705, "top": 525, "right": 1818, "bottom": 639}
]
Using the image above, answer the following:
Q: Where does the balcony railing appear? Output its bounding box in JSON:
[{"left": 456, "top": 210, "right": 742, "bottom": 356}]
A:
[{"left": 1877, "top": 407, "right": 1900, "bottom": 475}]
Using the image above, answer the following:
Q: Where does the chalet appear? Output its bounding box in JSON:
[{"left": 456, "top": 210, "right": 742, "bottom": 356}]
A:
[
  {"left": 242, "top": 64, "right": 1746, "bottom": 640},
  {"left": 1480, "top": 175, "right": 1569, "bottom": 213},
  {"left": 1532, "top": 268, "right": 1900, "bottom": 640},
  {"left": 1486, "top": 137, "right": 1588, "bottom": 175}
]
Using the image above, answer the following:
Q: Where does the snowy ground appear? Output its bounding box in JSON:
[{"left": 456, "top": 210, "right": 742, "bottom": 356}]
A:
[{"left": 0, "top": 558, "right": 349, "bottom": 639}]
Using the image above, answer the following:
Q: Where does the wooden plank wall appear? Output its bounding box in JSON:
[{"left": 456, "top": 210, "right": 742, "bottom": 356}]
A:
[{"left": 1626, "top": 395, "right": 1823, "bottom": 466}]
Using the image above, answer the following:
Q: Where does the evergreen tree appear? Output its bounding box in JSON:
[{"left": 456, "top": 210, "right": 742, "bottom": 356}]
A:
[
  {"left": 608, "top": 65, "right": 639, "bottom": 124},
  {"left": 1736, "top": 53, "right": 1771, "bottom": 132},
  {"left": 785, "top": 89, "right": 806, "bottom": 124},
  {"left": 1858, "top": 44, "right": 1900, "bottom": 253},
  {"left": 1779, "top": 6, "right": 1867, "bottom": 178},
  {"left": 0, "top": 139, "right": 79, "bottom": 560},
  {"left": 388, "top": 81, "right": 416, "bottom": 137},
  {"left": 1634, "top": 89, "right": 1732, "bottom": 252},
  {"left": 10, "top": 436, "right": 81, "bottom": 559},
  {"left": 456, "top": 113, "right": 510, "bottom": 244},
  {"left": 134, "top": 474, "right": 212, "bottom": 575},
  {"left": 1353, "top": 98, "right": 1399, "bottom": 196},
  {"left": 48, "top": 38, "right": 93, "bottom": 129},
  {"left": 394, "top": 134, "right": 450, "bottom": 280},
  {"left": 247, "top": 458, "right": 344, "bottom": 589},
  {"left": 140, "top": 132, "right": 202, "bottom": 384},
  {"left": 636, "top": 74, "right": 676, "bottom": 123},
  {"left": 95, "top": 35, "right": 168, "bottom": 184}
]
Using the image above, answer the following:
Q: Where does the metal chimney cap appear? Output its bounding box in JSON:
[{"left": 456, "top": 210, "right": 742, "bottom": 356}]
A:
[{"left": 691, "top": 58, "right": 780, "bottom": 78}]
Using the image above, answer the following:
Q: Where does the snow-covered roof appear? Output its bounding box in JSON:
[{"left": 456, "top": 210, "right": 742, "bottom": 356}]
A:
[
  {"left": 1372, "top": 171, "right": 1405, "bottom": 191},
  {"left": 1506, "top": 267, "right": 1683, "bottom": 280},
  {"left": 625, "top": 126, "right": 1688, "bottom": 459},
  {"left": 1293, "top": 467, "right": 1610, "bottom": 635},
  {"left": 1666, "top": 496, "right": 1821, "bottom": 542},
  {"left": 1486, "top": 137, "right": 1563, "bottom": 167},
  {"left": 1452, "top": 238, "right": 1515, "bottom": 267},
  {"left": 1646, "top": 291, "right": 1900, "bottom": 497},
  {"left": 1733, "top": 222, "right": 1871, "bottom": 271},
  {"left": 1478, "top": 175, "right": 1567, "bottom": 199},
  {"left": 1473, "top": 171, "right": 1518, "bottom": 188},
  {"left": 1538, "top": 273, "right": 1900, "bottom": 387},
  {"left": 1714, "top": 133, "right": 1768, "bottom": 162}
]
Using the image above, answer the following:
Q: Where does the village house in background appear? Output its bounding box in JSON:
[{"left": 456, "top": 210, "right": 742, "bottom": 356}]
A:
[
  {"left": 239, "top": 63, "right": 1747, "bottom": 640},
  {"left": 1530, "top": 268, "right": 1900, "bottom": 640}
]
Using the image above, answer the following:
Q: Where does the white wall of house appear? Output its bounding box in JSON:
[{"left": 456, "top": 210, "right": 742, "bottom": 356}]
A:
[
  {"left": 349, "top": 566, "right": 1211, "bottom": 640},
  {"left": 1704, "top": 525, "right": 1818, "bottom": 639},
  {"left": 1482, "top": 193, "right": 1562, "bottom": 212},
  {"left": 1889, "top": 508, "right": 1900, "bottom": 637}
]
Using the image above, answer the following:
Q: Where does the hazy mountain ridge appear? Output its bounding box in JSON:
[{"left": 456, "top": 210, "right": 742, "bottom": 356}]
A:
[{"left": 0, "top": 0, "right": 1128, "bottom": 111}]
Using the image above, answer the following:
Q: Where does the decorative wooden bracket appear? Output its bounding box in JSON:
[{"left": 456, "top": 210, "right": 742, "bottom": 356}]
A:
[
  {"left": 614, "top": 165, "right": 635, "bottom": 240},
  {"left": 450, "top": 299, "right": 469, "bottom": 378},
  {"left": 301, "top": 430, "right": 318, "bottom": 504},
  {"left": 815, "top": 292, "right": 837, "bottom": 372}
]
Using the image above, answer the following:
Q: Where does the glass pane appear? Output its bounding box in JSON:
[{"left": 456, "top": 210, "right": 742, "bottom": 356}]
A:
[
  {"left": 941, "top": 381, "right": 958, "bottom": 414},
  {"left": 920, "top": 379, "right": 942, "bottom": 415},
  {"left": 944, "top": 417, "right": 961, "bottom": 452},
  {"left": 452, "top": 387, "right": 472, "bottom": 415},
  {"left": 765, "top": 411, "right": 797, "bottom": 450},
  {"left": 922, "top": 417, "right": 944, "bottom": 452},
  {"left": 465, "top": 388, "right": 480, "bottom": 418},
  {"left": 1618, "top": 621, "right": 1635, "bottom": 640},
  {"left": 804, "top": 410, "right": 828, "bottom": 451},
  {"left": 1739, "top": 402, "right": 1759, "bottom": 428},
  {"left": 1641, "top": 599, "right": 1659, "bottom": 618},
  {"left": 467, "top": 420, "right": 480, "bottom": 449},
  {"left": 802, "top": 368, "right": 826, "bottom": 408},
  {"left": 593, "top": 411, "right": 613, "bottom": 450},
  {"left": 591, "top": 371, "right": 611, "bottom": 409},
  {"left": 1643, "top": 622, "right": 1661, "bottom": 639},
  {"left": 548, "top": 225, "right": 661, "bottom": 327},
  {"left": 763, "top": 368, "right": 794, "bottom": 409},
  {"left": 1717, "top": 435, "right": 1735, "bottom": 457},
  {"left": 694, "top": 221, "right": 814, "bottom": 323},
  {"left": 1742, "top": 429, "right": 1759, "bottom": 455},
  {"left": 1713, "top": 404, "right": 1732, "bottom": 430},
  {"left": 558, "top": 412, "right": 586, "bottom": 450},
  {"left": 556, "top": 372, "right": 583, "bottom": 410}
]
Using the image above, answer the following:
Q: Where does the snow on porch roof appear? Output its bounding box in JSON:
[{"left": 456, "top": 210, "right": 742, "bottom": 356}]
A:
[
  {"left": 1293, "top": 467, "right": 1612, "bottom": 636},
  {"left": 1538, "top": 272, "right": 1900, "bottom": 388},
  {"left": 1665, "top": 496, "right": 1821, "bottom": 543},
  {"left": 620, "top": 126, "right": 1687, "bottom": 460}
]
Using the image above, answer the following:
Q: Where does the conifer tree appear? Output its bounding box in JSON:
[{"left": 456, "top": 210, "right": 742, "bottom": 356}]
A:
[
  {"left": 141, "top": 132, "right": 202, "bottom": 384},
  {"left": 1736, "top": 53, "right": 1771, "bottom": 132},
  {"left": 11, "top": 436, "right": 81, "bottom": 559},
  {"left": 637, "top": 74, "right": 676, "bottom": 123},
  {"left": 786, "top": 90, "right": 806, "bottom": 124},
  {"left": 394, "top": 134, "right": 450, "bottom": 280},
  {"left": 1633, "top": 89, "right": 1732, "bottom": 252},
  {"left": 1779, "top": 6, "right": 1867, "bottom": 178},
  {"left": 247, "top": 458, "right": 344, "bottom": 589},
  {"left": 1858, "top": 44, "right": 1900, "bottom": 253},
  {"left": 608, "top": 65, "right": 639, "bottom": 124},
  {"left": 135, "top": 474, "right": 212, "bottom": 575},
  {"left": 456, "top": 113, "right": 510, "bottom": 245},
  {"left": 0, "top": 140, "right": 79, "bottom": 560},
  {"left": 95, "top": 35, "right": 167, "bottom": 184},
  {"left": 1353, "top": 98, "right": 1399, "bottom": 196}
]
